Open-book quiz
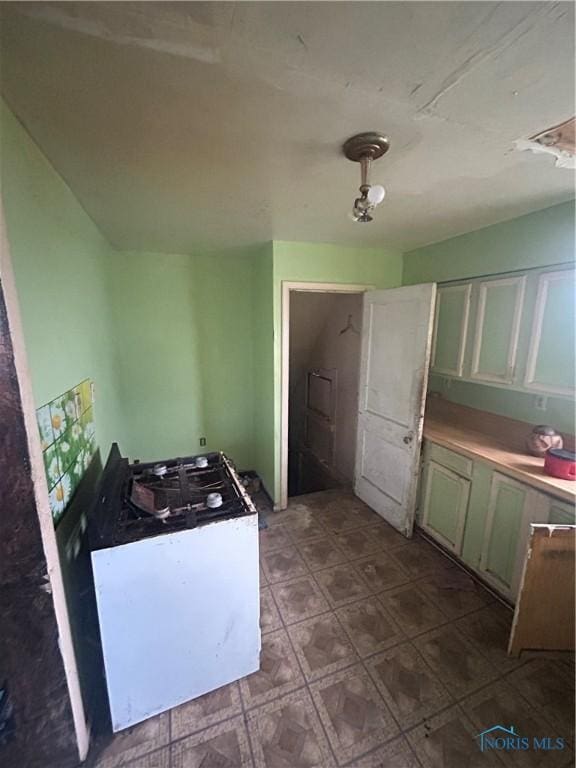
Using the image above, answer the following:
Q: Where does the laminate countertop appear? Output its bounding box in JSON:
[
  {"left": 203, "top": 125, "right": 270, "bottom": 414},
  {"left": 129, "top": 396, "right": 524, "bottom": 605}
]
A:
[{"left": 423, "top": 401, "right": 576, "bottom": 504}]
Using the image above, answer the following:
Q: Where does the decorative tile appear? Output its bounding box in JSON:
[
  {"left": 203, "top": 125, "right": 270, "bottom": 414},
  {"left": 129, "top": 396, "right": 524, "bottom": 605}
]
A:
[
  {"left": 74, "top": 378, "right": 93, "bottom": 416},
  {"left": 288, "top": 612, "right": 358, "bottom": 682},
  {"left": 259, "top": 565, "right": 268, "bottom": 587},
  {"left": 361, "top": 522, "right": 410, "bottom": 551},
  {"left": 259, "top": 525, "right": 293, "bottom": 555},
  {"left": 310, "top": 664, "right": 399, "bottom": 764},
  {"left": 506, "top": 659, "right": 576, "bottom": 743},
  {"left": 171, "top": 682, "right": 242, "bottom": 740},
  {"left": 407, "top": 705, "right": 503, "bottom": 768},
  {"left": 261, "top": 547, "right": 308, "bottom": 584},
  {"left": 365, "top": 642, "right": 452, "bottom": 729},
  {"left": 80, "top": 406, "right": 97, "bottom": 454},
  {"left": 55, "top": 430, "right": 77, "bottom": 475},
  {"left": 282, "top": 506, "right": 329, "bottom": 542},
  {"left": 260, "top": 587, "right": 283, "bottom": 635},
  {"left": 379, "top": 584, "right": 449, "bottom": 637},
  {"left": 42, "top": 443, "right": 61, "bottom": 489},
  {"left": 271, "top": 576, "right": 330, "bottom": 626},
  {"left": 391, "top": 541, "right": 451, "bottom": 580},
  {"left": 354, "top": 552, "right": 411, "bottom": 593},
  {"left": 334, "top": 528, "right": 383, "bottom": 560},
  {"left": 49, "top": 394, "right": 72, "bottom": 440},
  {"left": 240, "top": 628, "right": 305, "bottom": 708},
  {"left": 418, "top": 570, "right": 492, "bottom": 619},
  {"left": 246, "top": 688, "right": 335, "bottom": 768},
  {"left": 48, "top": 472, "right": 73, "bottom": 523},
  {"left": 336, "top": 597, "right": 405, "bottom": 658},
  {"left": 92, "top": 712, "right": 169, "bottom": 768},
  {"left": 315, "top": 564, "right": 372, "bottom": 607},
  {"left": 454, "top": 604, "right": 522, "bottom": 673},
  {"left": 347, "top": 735, "right": 421, "bottom": 767},
  {"left": 319, "top": 508, "right": 365, "bottom": 533},
  {"left": 297, "top": 536, "right": 348, "bottom": 572},
  {"left": 37, "top": 403, "right": 54, "bottom": 450},
  {"left": 414, "top": 626, "right": 499, "bottom": 699},
  {"left": 461, "top": 680, "right": 573, "bottom": 768},
  {"left": 171, "top": 714, "right": 253, "bottom": 768}
]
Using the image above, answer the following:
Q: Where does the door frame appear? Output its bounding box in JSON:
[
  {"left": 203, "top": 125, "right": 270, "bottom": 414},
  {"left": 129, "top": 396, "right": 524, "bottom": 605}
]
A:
[{"left": 280, "top": 281, "right": 373, "bottom": 509}]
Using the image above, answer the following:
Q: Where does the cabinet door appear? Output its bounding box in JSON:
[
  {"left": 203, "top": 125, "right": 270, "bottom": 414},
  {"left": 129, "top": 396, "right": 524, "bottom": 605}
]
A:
[
  {"left": 471, "top": 276, "right": 526, "bottom": 384},
  {"left": 548, "top": 499, "right": 576, "bottom": 525},
  {"left": 431, "top": 284, "right": 471, "bottom": 376},
  {"left": 421, "top": 461, "right": 470, "bottom": 554},
  {"left": 524, "top": 269, "right": 575, "bottom": 396},
  {"left": 479, "top": 473, "right": 532, "bottom": 599}
]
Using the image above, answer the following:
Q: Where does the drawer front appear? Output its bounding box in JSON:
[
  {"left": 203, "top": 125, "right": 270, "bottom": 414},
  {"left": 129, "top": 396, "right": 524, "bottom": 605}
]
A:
[{"left": 428, "top": 442, "right": 473, "bottom": 479}]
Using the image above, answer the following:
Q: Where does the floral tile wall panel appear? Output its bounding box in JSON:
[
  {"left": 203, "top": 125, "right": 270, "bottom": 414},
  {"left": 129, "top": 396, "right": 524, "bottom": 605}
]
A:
[{"left": 36, "top": 379, "right": 97, "bottom": 525}]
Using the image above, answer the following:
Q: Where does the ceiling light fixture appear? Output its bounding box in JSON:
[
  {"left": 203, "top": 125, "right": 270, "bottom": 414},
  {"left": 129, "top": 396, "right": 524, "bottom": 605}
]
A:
[{"left": 343, "top": 132, "right": 389, "bottom": 223}]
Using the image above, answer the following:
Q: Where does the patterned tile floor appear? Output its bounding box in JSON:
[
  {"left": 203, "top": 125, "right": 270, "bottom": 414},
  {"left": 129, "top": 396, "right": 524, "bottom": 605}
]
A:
[{"left": 87, "top": 489, "right": 575, "bottom": 768}]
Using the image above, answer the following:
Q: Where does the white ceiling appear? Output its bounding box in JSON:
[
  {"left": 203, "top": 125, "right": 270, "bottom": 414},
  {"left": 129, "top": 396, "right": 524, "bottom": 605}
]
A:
[{"left": 1, "top": 1, "right": 574, "bottom": 253}]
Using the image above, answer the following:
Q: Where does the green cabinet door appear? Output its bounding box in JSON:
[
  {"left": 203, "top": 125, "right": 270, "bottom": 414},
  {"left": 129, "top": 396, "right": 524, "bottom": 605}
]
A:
[
  {"left": 524, "top": 269, "right": 576, "bottom": 396},
  {"left": 480, "top": 473, "right": 528, "bottom": 595},
  {"left": 421, "top": 461, "right": 470, "bottom": 553},
  {"left": 470, "top": 276, "right": 526, "bottom": 384},
  {"left": 548, "top": 499, "right": 576, "bottom": 525},
  {"left": 431, "top": 284, "right": 471, "bottom": 376}
]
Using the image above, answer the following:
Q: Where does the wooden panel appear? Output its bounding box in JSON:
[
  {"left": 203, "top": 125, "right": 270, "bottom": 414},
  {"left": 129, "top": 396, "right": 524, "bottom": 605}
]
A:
[
  {"left": 431, "top": 283, "right": 471, "bottom": 376},
  {"left": 471, "top": 276, "right": 526, "bottom": 384},
  {"left": 509, "top": 525, "right": 575, "bottom": 656},
  {"left": 422, "top": 461, "right": 470, "bottom": 553},
  {"left": 428, "top": 442, "right": 473, "bottom": 478},
  {"left": 524, "top": 269, "right": 576, "bottom": 396}
]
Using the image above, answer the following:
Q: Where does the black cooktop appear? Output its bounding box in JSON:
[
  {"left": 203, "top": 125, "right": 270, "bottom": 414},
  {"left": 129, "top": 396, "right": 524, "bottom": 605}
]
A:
[{"left": 89, "top": 444, "right": 256, "bottom": 549}]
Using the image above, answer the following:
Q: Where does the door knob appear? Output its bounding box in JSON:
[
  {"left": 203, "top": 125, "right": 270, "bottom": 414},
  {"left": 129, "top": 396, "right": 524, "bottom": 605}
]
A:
[{"left": 403, "top": 433, "right": 414, "bottom": 445}]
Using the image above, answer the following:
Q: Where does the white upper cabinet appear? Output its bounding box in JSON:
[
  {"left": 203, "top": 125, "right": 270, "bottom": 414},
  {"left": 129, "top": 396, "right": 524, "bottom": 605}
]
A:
[
  {"left": 524, "top": 269, "right": 575, "bottom": 396},
  {"left": 431, "top": 284, "right": 471, "bottom": 377},
  {"left": 470, "top": 276, "right": 526, "bottom": 385}
]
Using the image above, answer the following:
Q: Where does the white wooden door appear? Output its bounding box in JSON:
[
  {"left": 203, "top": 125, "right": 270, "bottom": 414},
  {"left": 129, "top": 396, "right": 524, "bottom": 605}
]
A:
[{"left": 354, "top": 284, "right": 436, "bottom": 535}]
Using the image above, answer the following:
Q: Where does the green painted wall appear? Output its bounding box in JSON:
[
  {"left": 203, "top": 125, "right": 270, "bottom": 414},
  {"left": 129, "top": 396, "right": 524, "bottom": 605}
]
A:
[
  {"left": 105, "top": 250, "right": 205, "bottom": 460},
  {"left": 0, "top": 102, "right": 124, "bottom": 453},
  {"left": 403, "top": 201, "right": 575, "bottom": 285},
  {"left": 404, "top": 202, "right": 576, "bottom": 434},
  {"left": 271, "top": 241, "right": 404, "bottom": 503},
  {"left": 106, "top": 248, "right": 270, "bottom": 470},
  {"left": 195, "top": 248, "right": 267, "bottom": 471}
]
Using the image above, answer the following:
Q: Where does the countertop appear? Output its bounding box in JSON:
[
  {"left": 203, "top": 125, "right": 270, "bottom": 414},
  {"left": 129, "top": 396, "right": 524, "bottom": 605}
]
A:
[{"left": 423, "top": 400, "right": 576, "bottom": 504}]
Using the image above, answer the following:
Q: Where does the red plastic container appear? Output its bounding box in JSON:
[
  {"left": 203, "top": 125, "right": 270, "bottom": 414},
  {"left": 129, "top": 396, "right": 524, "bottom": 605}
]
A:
[{"left": 544, "top": 449, "right": 576, "bottom": 481}]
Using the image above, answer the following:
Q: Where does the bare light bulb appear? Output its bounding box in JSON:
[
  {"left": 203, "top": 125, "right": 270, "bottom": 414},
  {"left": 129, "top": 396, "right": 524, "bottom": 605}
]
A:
[{"left": 367, "top": 184, "right": 386, "bottom": 206}]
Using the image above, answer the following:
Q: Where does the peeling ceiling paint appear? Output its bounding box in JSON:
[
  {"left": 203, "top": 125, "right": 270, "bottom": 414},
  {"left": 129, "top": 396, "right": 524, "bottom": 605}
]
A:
[{"left": 0, "top": 1, "right": 574, "bottom": 253}]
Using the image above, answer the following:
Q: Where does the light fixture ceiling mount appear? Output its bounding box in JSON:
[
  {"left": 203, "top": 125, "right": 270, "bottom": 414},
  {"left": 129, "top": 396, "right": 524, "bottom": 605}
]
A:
[{"left": 343, "top": 132, "right": 389, "bottom": 223}]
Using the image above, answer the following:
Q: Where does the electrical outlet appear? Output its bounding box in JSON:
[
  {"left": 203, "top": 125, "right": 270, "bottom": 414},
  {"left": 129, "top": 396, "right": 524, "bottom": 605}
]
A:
[
  {"left": 199, "top": 437, "right": 206, "bottom": 446},
  {"left": 534, "top": 395, "right": 547, "bottom": 411}
]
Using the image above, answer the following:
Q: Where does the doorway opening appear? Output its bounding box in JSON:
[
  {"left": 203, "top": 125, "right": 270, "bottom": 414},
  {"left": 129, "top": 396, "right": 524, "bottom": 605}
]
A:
[{"left": 287, "top": 289, "right": 364, "bottom": 498}]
